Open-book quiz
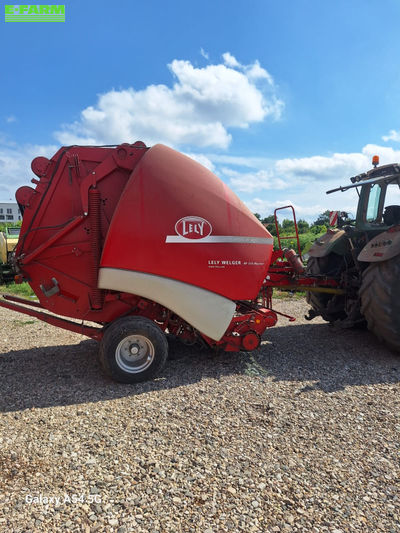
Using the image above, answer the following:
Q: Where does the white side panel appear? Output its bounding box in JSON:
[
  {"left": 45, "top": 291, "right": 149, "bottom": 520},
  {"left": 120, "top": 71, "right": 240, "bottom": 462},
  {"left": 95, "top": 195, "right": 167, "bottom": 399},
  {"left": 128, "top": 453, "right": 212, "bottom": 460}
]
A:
[
  {"left": 165, "top": 235, "right": 274, "bottom": 244},
  {"left": 357, "top": 228, "right": 400, "bottom": 262},
  {"left": 98, "top": 268, "right": 236, "bottom": 341}
]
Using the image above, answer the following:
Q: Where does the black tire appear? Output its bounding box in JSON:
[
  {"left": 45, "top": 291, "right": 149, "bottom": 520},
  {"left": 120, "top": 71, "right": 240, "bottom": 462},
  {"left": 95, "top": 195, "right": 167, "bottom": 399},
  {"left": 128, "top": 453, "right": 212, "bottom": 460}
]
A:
[
  {"left": 306, "top": 254, "right": 347, "bottom": 322},
  {"left": 360, "top": 255, "right": 400, "bottom": 352},
  {"left": 99, "top": 316, "right": 168, "bottom": 383}
]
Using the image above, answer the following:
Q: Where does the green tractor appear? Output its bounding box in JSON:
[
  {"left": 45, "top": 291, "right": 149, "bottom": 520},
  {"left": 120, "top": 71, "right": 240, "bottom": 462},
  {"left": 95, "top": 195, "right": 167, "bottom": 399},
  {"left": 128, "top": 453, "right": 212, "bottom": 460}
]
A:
[
  {"left": 0, "top": 226, "right": 20, "bottom": 284},
  {"left": 306, "top": 156, "right": 400, "bottom": 351}
]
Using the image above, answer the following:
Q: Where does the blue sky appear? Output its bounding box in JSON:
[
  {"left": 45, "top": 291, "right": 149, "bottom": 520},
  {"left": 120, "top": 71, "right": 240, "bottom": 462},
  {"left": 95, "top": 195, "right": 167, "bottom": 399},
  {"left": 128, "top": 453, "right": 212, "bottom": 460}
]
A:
[{"left": 1, "top": 0, "right": 400, "bottom": 220}]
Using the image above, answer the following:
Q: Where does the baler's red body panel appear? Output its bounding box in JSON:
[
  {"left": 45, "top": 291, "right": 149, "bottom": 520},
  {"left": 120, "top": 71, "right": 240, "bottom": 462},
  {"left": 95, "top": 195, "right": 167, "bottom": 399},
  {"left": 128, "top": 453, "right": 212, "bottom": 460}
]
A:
[{"left": 101, "top": 144, "right": 272, "bottom": 300}]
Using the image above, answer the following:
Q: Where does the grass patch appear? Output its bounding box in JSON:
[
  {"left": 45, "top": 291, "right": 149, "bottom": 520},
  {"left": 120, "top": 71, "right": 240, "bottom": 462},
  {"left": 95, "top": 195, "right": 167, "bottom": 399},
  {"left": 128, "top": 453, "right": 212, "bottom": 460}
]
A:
[
  {"left": 242, "top": 354, "right": 270, "bottom": 378},
  {"left": 273, "top": 289, "right": 306, "bottom": 300},
  {"left": 273, "top": 230, "right": 326, "bottom": 256},
  {"left": 12, "top": 319, "right": 36, "bottom": 326},
  {"left": 0, "top": 282, "right": 36, "bottom": 299}
]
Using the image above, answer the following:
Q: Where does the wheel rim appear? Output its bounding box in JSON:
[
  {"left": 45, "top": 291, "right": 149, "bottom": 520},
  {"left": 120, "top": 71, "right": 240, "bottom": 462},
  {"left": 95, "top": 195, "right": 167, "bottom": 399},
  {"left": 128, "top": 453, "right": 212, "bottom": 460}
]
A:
[{"left": 115, "top": 334, "right": 155, "bottom": 374}]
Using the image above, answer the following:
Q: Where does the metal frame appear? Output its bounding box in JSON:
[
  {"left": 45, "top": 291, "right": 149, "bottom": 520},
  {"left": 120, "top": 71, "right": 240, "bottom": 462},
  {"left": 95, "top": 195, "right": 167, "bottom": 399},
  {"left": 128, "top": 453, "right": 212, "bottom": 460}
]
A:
[
  {"left": 274, "top": 205, "right": 303, "bottom": 261},
  {"left": 0, "top": 294, "right": 103, "bottom": 340}
]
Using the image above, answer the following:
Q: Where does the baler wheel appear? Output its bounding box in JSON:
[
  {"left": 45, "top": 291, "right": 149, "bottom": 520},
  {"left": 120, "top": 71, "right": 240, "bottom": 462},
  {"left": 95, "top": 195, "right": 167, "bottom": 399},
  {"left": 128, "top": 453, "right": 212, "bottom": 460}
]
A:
[
  {"left": 99, "top": 316, "right": 168, "bottom": 383},
  {"left": 359, "top": 255, "right": 400, "bottom": 352}
]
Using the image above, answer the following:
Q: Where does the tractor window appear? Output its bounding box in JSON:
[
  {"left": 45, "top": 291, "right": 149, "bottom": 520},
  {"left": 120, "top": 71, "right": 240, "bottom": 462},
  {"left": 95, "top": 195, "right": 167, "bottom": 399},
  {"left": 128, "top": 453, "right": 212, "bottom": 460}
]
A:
[
  {"left": 366, "top": 184, "right": 382, "bottom": 222},
  {"left": 384, "top": 181, "right": 400, "bottom": 207},
  {"left": 382, "top": 181, "right": 400, "bottom": 225}
]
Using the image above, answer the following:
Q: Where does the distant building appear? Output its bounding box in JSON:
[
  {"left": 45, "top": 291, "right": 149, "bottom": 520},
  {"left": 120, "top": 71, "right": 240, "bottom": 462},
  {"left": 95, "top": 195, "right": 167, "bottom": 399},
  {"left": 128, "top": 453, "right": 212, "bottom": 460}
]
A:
[{"left": 0, "top": 202, "right": 21, "bottom": 223}]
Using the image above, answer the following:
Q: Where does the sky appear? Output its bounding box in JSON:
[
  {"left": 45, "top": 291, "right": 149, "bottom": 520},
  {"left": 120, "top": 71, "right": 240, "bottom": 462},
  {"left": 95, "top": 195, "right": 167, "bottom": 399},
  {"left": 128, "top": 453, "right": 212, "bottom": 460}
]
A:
[{"left": 1, "top": 0, "right": 400, "bottom": 221}]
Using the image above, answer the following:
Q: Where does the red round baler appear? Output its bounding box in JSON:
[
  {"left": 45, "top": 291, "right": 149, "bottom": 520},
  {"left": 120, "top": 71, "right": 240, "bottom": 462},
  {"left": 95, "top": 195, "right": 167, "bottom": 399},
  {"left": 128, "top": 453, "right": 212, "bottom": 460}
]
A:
[{"left": 7, "top": 142, "right": 276, "bottom": 382}]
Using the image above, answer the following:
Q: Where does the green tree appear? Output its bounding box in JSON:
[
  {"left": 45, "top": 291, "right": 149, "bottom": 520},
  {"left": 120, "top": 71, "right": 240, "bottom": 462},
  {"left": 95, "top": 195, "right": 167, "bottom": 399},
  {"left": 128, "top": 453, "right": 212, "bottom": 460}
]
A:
[
  {"left": 297, "top": 219, "right": 310, "bottom": 234},
  {"left": 262, "top": 214, "right": 279, "bottom": 236},
  {"left": 311, "top": 224, "right": 327, "bottom": 234},
  {"left": 0, "top": 220, "right": 22, "bottom": 233},
  {"left": 312, "top": 210, "right": 331, "bottom": 227},
  {"left": 262, "top": 215, "right": 275, "bottom": 225},
  {"left": 282, "top": 218, "right": 295, "bottom": 232}
]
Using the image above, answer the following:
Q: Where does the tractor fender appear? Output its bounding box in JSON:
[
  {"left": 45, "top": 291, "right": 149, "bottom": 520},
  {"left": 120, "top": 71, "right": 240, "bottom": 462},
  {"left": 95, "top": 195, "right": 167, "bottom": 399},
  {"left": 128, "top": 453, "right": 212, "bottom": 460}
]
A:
[
  {"left": 308, "top": 228, "right": 347, "bottom": 258},
  {"left": 358, "top": 225, "right": 400, "bottom": 262}
]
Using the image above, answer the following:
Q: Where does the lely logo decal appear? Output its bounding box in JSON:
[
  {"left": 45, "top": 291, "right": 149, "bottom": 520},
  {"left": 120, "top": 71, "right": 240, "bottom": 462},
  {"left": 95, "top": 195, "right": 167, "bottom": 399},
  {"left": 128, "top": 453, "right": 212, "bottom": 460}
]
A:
[
  {"left": 165, "top": 217, "right": 273, "bottom": 245},
  {"left": 174, "top": 216, "right": 212, "bottom": 240}
]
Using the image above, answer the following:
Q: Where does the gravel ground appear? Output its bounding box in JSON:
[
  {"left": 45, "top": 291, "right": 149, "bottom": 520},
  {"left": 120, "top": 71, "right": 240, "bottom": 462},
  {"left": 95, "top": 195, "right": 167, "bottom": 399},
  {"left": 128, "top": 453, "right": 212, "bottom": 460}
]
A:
[{"left": 0, "top": 297, "right": 399, "bottom": 532}]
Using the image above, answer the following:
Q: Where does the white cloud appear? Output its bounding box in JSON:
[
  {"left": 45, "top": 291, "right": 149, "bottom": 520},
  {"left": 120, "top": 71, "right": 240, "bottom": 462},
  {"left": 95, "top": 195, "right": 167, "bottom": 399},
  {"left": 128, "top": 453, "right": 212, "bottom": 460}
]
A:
[
  {"left": 200, "top": 48, "right": 209, "bottom": 60},
  {"left": 276, "top": 152, "right": 369, "bottom": 181},
  {"left": 55, "top": 53, "right": 283, "bottom": 149},
  {"left": 382, "top": 129, "right": 400, "bottom": 142},
  {"left": 274, "top": 145, "right": 400, "bottom": 184},
  {"left": 0, "top": 143, "right": 57, "bottom": 200},
  {"left": 245, "top": 61, "right": 274, "bottom": 85},
  {"left": 207, "top": 153, "right": 275, "bottom": 168},
  {"left": 209, "top": 141, "right": 400, "bottom": 221},
  {"left": 246, "top": 197, "right": 329, "bottom": 218},
  {"left": 221, "top": 167, "right": 288, "bottom": 193},
  {"left": 6, "top": 116, "right": 16, "bottom": 124},
  {"left": 223, "top": 53, "right": 274, "bottom": 85},
  {"left": 213, "top": 144, "right": 400, "bottom": 211},
  {"left": 183, "top": 152, "right": 215, "bottom": 171},
  {"left": 222, "top": 52, "right": 240, "bottom": 68},
  {"left": 207, "top": 148, "right": 364, "bottom": 221},
  {"left": 245, "top": 184, "right": 361, "bottom": 222},
  {"left": 361, "top": 143, "right": 400, "bottom": 162}
]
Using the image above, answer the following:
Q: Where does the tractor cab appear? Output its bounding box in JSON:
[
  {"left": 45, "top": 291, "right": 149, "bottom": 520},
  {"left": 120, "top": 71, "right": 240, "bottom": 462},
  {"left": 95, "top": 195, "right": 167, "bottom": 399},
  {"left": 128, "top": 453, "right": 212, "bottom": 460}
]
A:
[
  {"left": 356, "top": 163, "right": 400, "bottom": 231},
  {"left": 327, "top": 157, "right": 400, "bottom": 232}
]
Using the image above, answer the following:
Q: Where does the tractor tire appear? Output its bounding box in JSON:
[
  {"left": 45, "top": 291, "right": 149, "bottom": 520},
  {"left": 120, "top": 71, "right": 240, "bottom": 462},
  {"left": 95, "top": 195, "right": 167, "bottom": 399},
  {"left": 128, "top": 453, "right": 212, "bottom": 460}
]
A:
[
  {"left": 306, "top": 253, "right": 346, "bottom": 322},
  {"left": 99, "top": 316, "right": 168, "bottom": 383},
  {"left": 359, "top": 255, "right": 400, "bottom": 352}
]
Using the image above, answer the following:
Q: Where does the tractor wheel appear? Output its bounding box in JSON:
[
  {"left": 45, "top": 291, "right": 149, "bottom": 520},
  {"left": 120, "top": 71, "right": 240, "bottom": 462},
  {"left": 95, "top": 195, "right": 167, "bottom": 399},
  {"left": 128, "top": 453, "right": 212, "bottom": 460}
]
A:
[
  {"left": 359, "top": 255, "right": 400, "bottom": 352},
  {"left": 306, "top": 254, "right": 346, "bottom": 322},
  {"left": 99, "top": 316, "right": 168, "bottom": 383}
]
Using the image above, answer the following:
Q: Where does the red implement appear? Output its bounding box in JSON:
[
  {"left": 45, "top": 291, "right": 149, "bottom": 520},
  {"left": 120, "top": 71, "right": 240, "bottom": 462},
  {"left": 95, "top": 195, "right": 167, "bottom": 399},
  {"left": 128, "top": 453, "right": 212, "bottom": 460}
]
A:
[{"left": 3, "top": 142, "right": 277, "bottom": 382}]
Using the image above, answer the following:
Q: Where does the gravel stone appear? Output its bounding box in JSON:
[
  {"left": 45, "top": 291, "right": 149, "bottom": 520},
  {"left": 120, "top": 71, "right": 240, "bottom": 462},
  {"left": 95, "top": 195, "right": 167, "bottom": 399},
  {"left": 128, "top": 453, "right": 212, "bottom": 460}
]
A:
[{"left": 0, "top": 298, "right": 399, "bottom": 532}]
